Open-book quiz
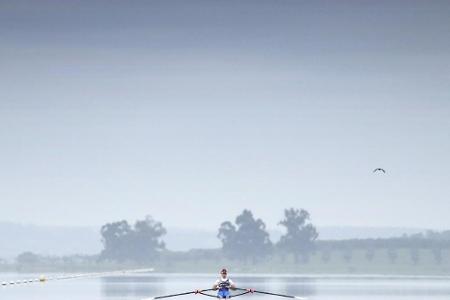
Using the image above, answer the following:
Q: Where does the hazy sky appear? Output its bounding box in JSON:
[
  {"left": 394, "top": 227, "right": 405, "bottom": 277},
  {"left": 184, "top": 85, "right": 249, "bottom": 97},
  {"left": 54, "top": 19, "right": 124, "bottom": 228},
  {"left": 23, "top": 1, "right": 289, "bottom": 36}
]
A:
[{"left": 1, "top": 0, "right": 449, "bottom": 231}]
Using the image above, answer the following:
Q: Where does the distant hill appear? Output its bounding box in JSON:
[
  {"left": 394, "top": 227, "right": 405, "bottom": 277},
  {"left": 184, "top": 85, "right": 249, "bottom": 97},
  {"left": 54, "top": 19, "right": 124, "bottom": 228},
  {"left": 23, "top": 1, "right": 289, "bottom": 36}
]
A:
[
  {"left": 0, "top": 222, "right": 426, "bottom": 259},
  {"left": 0, "top": 222, "right": 101, "bottom": 260}
]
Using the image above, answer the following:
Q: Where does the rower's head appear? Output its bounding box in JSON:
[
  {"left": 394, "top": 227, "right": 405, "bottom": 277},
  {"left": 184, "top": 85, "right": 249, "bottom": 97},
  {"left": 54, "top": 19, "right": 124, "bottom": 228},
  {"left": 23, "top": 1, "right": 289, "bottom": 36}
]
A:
[{"left": 220, "top": 268, "right": 227, "bottom": 279}]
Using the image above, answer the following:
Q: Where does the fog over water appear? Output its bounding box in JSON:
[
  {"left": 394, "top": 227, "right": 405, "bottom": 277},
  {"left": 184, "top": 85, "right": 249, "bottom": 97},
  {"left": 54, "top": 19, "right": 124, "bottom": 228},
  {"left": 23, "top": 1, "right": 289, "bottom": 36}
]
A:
[{"left": 1, "top": 1, "right": 449, "bottom": 232}]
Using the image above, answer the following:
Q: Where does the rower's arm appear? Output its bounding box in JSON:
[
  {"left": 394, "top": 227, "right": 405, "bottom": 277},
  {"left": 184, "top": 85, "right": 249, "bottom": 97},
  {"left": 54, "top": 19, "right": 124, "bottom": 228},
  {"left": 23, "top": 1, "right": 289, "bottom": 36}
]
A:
[
  {"left": 212, "top": 283, "right": 219, "bottom": 290},
  {"left": 229, "top": 280, "right": 236, "bottom": 290}
]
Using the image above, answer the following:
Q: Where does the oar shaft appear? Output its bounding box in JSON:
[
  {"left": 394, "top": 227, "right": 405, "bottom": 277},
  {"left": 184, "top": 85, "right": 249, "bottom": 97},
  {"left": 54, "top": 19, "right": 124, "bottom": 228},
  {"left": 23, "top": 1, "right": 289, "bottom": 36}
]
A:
[
  {"left": 236, "top": 288, "right": 295, "bottom": 299},
  {"left": 154, "top": 289, "right": 215, "bottom": 300},
  {"left": 253, "top": 291, "right": 294, "bottom": 298},
  {"left": 154, "top": 292, "right": 196, "bottom": 299}
]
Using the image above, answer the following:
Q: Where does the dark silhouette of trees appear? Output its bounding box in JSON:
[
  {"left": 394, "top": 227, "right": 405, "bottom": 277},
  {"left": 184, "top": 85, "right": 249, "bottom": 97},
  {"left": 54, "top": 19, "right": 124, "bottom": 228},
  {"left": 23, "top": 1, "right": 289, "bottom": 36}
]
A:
[
  {"left": 217, "top": 221, "right": 237, "bottom": 258},
  {"left": 100, "top": 220, "right": 132, "bottom": 261},
  {"left": 342, "top": 247, "right": 353, "bottom": 264},
  {"left": 100, "top": 216, "right": 166, "bottom": 262},
  {"left": 410, "top": 247, "right": 420, "bottom": 265},
  {"left": 277, "top": 208, "right": 318, "bottom": 263},
  {"left": 218, "top": 209, "right": 272, "bottom": 263},
  {"left": 432, "top": 248, "right": 443, "bottom": 264},
  {"left": 365, "top": 248, "right": 375, "bottom": 262},
  {"left": 16, "top": 252, "right": 40, "bottom": 265},
  {"left": 321, "top": 248, "right": 331, "bottom": 263},
  {"left": 424, "top": 230, "right": 450, "bottom": 240},
  {"left": 387, "top": 247, "right": 398, "bottom": 264}
]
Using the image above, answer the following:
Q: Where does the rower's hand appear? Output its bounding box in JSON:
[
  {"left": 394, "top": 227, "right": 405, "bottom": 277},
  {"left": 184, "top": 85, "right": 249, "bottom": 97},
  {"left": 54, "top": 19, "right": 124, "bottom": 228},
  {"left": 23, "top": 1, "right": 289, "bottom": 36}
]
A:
[{"left": 246, "top": 289, "right": 255, "bottom": 293}]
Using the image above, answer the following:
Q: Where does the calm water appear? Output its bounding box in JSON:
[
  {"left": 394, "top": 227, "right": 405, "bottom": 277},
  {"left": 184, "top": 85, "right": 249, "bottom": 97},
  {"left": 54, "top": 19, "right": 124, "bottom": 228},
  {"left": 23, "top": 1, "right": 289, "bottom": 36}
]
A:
[{"left": 1, "top": 273, "right": 450, "bottom": 300}]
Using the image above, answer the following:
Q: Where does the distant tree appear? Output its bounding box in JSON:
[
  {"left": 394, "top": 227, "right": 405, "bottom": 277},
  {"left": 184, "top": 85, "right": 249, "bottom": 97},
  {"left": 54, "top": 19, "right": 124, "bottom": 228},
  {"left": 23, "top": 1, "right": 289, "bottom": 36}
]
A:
[
  {"left": 342, "top": 248, "right": 353, "bottom": 264},
  {"left": 100, "top": 220, "right": 132, "bottom": 262},
  {"left": 321, "top": 248, "right": 331, "bottom": 263},
  {"left": 218, "top": 209, "right": 272, "bottom": 263},
  {"left": 16, "top": 252, "right": 40, "bottom": 265},
  {"left": 100, "top": 216, "right": 166, "bottom": 262},
  {"left": 408, "top": 232, "right": 425, "bottom": 239},
  {"left": 425, "top": 230, "right": 450, "bottom": 240},
  {"left": 131, "top": 216, "right": 166, "bottom": 261},
  {"left": 218, "top": 221, "right": 237, "bottom": 258},
  {"left": 410, "top": 247, "right": 420, "bottom": 265},
  {"left": 365, "top": 248, "right": 375, "bottom": 262},
  {"left": 387, "top": 248, "right": 398, "bottom": 264},
  {"left": 432, "top": 248, "right": 443, "bottom": 264},
  {"left": 277, "top": 208, "right": 318, "bottom": 263}
]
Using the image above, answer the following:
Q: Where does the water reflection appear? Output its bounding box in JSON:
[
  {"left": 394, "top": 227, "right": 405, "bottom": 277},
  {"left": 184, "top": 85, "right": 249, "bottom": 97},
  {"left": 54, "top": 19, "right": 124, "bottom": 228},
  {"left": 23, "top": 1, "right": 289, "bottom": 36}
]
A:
[
  {"left": 3, "top": 273, "right": 450, "bottom": 300},
  {"left": 99, "top": 274, "right": 450, "bottom": 300},
  {"left": 101, "top": 275, "right": 165, "bottom": 298},
  {"left": 234, "top": 276, "right": 316, "bottom": 297}
]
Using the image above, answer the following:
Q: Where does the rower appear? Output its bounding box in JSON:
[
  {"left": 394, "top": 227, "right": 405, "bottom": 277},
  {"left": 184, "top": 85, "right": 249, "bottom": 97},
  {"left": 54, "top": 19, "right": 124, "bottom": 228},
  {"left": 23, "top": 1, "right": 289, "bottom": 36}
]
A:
[
  {"left": 194, "top": 268, "right": 254, "bottom": 298},
  {"left": 213, "top": 268, "right": 236, "bottom": 298}
]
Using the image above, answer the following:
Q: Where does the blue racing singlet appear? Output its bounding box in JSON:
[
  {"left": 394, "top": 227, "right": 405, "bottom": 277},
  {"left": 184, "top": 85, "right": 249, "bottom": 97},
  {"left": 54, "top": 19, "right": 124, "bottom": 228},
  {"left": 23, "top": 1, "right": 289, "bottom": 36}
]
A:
[{"left": 217, "top": 279, "right": 231, "bottom": 298}]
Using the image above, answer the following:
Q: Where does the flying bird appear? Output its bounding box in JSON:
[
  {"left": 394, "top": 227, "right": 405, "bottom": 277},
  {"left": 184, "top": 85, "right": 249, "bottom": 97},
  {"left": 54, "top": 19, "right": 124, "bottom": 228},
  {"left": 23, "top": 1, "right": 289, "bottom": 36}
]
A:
[{"left": 373, "top": 168, "right": 386, "bottom": 173}]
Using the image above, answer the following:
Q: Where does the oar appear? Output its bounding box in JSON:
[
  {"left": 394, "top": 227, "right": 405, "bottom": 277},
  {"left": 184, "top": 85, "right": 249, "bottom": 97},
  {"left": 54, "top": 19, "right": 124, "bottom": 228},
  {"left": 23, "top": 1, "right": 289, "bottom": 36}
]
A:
[
  {"left": 236, "top": 288, "right": 306, "bottom": 300},
  {"left": 143, "top": 289, "right": 215, "bottom": 300}
]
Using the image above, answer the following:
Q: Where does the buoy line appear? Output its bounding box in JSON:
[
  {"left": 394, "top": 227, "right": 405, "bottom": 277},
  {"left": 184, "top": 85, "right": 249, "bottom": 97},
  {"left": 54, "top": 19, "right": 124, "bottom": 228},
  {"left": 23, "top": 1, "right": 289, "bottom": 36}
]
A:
[{"left": 1, "top": 268, "right": 154, "bottom": 287}]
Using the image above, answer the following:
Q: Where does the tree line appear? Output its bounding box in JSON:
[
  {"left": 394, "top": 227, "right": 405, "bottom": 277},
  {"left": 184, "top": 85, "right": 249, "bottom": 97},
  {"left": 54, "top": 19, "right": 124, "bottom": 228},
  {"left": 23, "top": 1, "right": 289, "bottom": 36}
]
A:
[
  {"left": 99, "top": 216, "right": 166, "bottom": 263},
  {"left": 97, "top": 209, "right": 450, "bottom": 264},
  {"left": 218, "top": 208, "right": 317, "bottom": 263},
  {"left": 10, "top": 209, "right": 450, "bottom": 271},
  {"left": 98, "top": 208, "right": 318, "bottom": 263}
]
